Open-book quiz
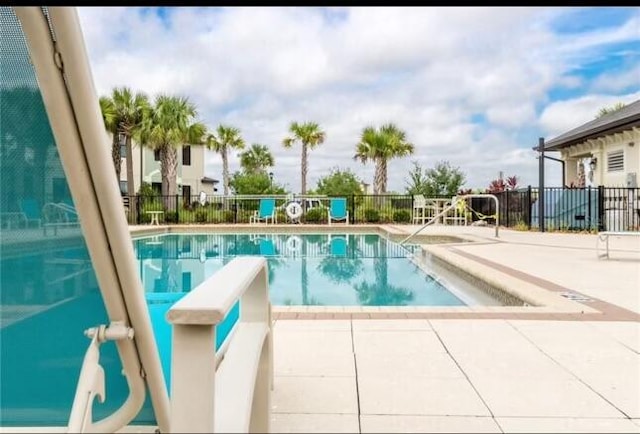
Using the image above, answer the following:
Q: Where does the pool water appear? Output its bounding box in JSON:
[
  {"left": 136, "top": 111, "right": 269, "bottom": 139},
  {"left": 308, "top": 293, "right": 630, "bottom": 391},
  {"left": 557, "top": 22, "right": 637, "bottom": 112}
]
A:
[{"left": 133, "top": 233, "right": 465, "bottom": 307}]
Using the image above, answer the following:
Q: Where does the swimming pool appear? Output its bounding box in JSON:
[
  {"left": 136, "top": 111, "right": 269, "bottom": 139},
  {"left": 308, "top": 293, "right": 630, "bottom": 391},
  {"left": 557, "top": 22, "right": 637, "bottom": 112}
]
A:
[{"left": 133, "top": 232, "right": 495, "bottom": 307}]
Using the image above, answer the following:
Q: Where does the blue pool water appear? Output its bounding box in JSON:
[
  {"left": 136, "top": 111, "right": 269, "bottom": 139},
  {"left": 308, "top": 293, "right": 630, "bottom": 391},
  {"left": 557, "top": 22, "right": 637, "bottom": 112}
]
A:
[{"left": 133, "top": 233, "right": 464, "bottom": 307}]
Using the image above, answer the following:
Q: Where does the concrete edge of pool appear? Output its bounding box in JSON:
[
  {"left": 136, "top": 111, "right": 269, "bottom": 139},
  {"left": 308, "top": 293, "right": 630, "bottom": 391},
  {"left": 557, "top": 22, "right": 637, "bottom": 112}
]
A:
[{"left": 129, "top": 224, "right": 633, "bottom": 321}]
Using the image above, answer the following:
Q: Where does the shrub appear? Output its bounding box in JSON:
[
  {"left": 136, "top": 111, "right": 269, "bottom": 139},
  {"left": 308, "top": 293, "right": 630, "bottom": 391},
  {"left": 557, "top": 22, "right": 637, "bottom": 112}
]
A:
[
  {"left": 165, "top": 211, "right": 178, "bottom": 223},
  {"left": 305, "top": 208, "right": 324, "bottom": 223},
  {"left": 364, "top": 208, "right": 380, "bottom": 223},
  {"left": 223, "top": 210, "right": 235, "bottom": 223},
  {"left": 393, "top": 209, "right": 411, "bottom": 223},
  {"left": 195, "top": 210, "right": 208, "bottom": 223},
  {"left": 513, "top": 220, "right": 529, "bottom": 231}
]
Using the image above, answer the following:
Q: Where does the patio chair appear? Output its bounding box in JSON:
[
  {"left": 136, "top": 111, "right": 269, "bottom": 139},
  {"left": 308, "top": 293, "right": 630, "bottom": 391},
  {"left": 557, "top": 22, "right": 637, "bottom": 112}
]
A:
[
  {"left": 20, "top": 198, "right": 42, "bottom": 228},
  {"left": 4, "top": 8, "right": 272, "bottom": 433},
  {"left": 328, "top": 198, "right": 349, "bottom": 226},
  {"left": 412, "top": 194, "right": 427, "bottom": 224},
  {"left": 250, "top": 198, "right": 276, "bottom": 224}
]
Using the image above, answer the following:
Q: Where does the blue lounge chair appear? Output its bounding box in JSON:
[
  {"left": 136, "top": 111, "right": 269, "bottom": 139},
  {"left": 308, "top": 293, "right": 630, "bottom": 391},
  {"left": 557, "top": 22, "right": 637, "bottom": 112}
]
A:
[
  {"left": 328, "top": 198, "right": 349, "bottom": 226},
  {"left": 250, "top": 198, "right": 276, "bottom": 224},
  {"left": 329, "top": 235, "right": 348, "bottom": 257},
  {"left": 20, "top": 199, "right": 42, "bottom": 228}
]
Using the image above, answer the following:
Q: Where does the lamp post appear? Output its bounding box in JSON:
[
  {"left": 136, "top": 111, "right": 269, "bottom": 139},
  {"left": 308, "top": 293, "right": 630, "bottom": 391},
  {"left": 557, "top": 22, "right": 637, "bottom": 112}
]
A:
[{"left": 269, "top": 171, "right": 274, "bottom": 190}]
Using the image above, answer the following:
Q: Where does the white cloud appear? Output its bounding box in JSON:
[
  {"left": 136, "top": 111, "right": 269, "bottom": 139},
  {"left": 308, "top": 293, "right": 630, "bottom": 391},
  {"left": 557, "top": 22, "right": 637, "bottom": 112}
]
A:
[
  {"left": 539, "top": 91, "right": 640, "bottom": 139},
  {"left": 78, "top": 6, "right": 640, "bottom": 191},
  {"left": 591, "top": 65, "right": 640, "bottom": 93}
]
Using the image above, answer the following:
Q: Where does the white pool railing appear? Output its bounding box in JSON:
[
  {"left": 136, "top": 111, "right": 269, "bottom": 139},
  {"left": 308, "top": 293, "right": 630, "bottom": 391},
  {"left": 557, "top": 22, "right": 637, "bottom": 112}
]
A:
[{"left": 167, "top": 256, "right": 273, "bottom": 433}]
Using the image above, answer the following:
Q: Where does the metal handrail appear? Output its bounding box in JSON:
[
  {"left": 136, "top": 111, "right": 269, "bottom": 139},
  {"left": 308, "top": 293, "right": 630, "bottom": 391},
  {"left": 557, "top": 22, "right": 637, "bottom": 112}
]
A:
[{"left": 400, "top": 194, "right": 500, "bottom": 245}]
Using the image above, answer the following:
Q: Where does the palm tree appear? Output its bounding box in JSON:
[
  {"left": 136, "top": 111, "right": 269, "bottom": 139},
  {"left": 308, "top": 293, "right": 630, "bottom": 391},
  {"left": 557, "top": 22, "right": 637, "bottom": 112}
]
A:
[
  {"left": 238, "top": 143, "right": 275, "bottom": 174},
  {"left": 206, "top": 125, "right": 245, "bottom": 196},
  {"left": 354, "top": 123, "right": 414, "bottom": 194},
  {"left": 100, "top": 87, "right": 150, "bottom": 196},
  {"left": 140, "top": 95, "right": 206, "bottom": 208},
  {"left": 98, "top": 96, "right": 120, "bottom": 180},
  {"left": 282, "top": 121, "right": 325, "bottom": 195}
]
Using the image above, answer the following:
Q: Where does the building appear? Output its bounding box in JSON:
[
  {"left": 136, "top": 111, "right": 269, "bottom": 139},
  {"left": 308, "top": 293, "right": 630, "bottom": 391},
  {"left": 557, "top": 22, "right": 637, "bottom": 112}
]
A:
[
  {"left": 118, "top": 139, "right": 219, "bottom": 201},
  {"left": 542, "top": 99, "right": 640, "bottom": 188}
]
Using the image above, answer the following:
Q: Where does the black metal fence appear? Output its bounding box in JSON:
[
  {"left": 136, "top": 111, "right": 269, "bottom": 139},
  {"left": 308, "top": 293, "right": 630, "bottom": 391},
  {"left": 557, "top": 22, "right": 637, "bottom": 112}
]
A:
[{"left": 122, "top": 187, "right": 640, "bottom": 232}]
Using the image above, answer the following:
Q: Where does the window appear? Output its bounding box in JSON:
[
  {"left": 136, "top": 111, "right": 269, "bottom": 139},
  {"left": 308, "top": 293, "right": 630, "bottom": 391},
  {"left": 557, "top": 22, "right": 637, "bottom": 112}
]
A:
[
  {"left": 154, "top": 149, "right": 161, "bottom": 161},
  {"left": 607, "top": 150, "right": 624, "bottom": 172},
  {"left": 119, "top": 180, "right": 128, "bottom": 196},
  {"left": 182, "top": 185, "right": 191, "bottom": 205},
  {"left": 151, "top": 182, "right": 162, "bottom": 195},
  {"left": 182, "top": 145, "right": 191, "bottom": 166}
]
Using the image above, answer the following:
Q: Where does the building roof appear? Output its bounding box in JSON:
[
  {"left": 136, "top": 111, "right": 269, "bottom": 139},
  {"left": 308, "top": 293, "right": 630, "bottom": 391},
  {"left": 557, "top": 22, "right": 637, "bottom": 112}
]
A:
[
  {"left": 540, "top": 99, "right": 640, "bottom": 151},
  {"left": 201, "top": 176, "right": 219, "bottom": 183}
]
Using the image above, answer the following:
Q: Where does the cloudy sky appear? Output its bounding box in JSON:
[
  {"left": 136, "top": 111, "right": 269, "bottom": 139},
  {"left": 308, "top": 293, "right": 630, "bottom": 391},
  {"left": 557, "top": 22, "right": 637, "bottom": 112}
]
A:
[{"left": 78, "top": 6, "right": 640, "bottom": 192}]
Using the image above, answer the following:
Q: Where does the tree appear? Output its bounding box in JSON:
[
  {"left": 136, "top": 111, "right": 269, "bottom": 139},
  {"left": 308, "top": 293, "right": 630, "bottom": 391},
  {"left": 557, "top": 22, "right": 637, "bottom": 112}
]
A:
[
  {"left": 596, "top": 102, "right": 626, "bottom": 118},
  {"left": 424, "top": 161, "right": 466, "bottom": 197},
  {"left": 315, "top": 167, "right": 363, "bottom": 197},
  {"left": 238, "top": 143, "right": 274, "bottom": 174},
  {"left": 354, "top": 123, "right": 414, "bottom": 194},
  {"left": 405, "top": 161, "right": 429, "bottom": 196},
  {"left": 229, "top": 171, "right": 287, "bottom": 195},
  {"left": 405, "top": 160, "right": 465, "bottom": 197},
  {"left": 98, "top": 96, "right": 120, "bottom": 180},
  {"left": 486, "top": 175, "right": 518, "bottom": 194},
  {"left": 282, "top": 121, "right": 325, "bottom": 194},
  {"left": 140, "top": 95, "right": 206, "bottom": 208},
  {"left": 206, "top": 125, "right": 246, "bottom": 196},
  {"left": 100, "top": 87, "right": 151, "bottom": 196}
]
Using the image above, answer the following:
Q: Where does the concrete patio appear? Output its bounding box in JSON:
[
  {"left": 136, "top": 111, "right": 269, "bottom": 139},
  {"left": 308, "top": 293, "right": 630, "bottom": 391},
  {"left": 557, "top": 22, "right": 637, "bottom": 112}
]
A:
[{"left": 271, "top": 226, "right": 640, "bottom": 433}]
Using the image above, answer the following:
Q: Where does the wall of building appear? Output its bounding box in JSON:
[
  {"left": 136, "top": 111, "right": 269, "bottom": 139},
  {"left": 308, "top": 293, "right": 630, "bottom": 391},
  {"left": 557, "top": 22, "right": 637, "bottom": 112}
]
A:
[
  {"left": 118, "top": 140, "right": 217, "bottom": 196},
  {"left": 561, "top": 127, "right": 640, "bottom": 188}
]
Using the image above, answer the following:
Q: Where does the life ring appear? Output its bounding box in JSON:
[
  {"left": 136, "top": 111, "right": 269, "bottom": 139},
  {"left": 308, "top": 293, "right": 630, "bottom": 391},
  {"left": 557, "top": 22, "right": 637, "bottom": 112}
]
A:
[
  {"left": 286, "top": 235, "right": 302, "bottom": 253},
  {"left": 285, "top": 201, "right": 303, "bottom": 220}
]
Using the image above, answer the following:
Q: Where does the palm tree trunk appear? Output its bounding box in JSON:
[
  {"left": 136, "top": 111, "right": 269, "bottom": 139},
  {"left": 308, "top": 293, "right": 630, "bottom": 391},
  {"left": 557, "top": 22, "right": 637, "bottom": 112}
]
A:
[
  {"left": 125, "top": 134, "right": 135, "bottom": 196},
  {"left": 380, "top": 158, "right": 388, "bottom": 193},
  {"left": 161, "top": 144, "right": 178, "bottom": 210},
  {"left": 301, "top": 143, "right": 308, "bottom": 195},
  {"left": 111, "top": 132, "right": 121, "bottom": 181},
  {"left": 373, "top": 158, "right": 385, "bottom": 194},
  {"left": 222, "top": 147, "right": 229, "bottom": 196}
]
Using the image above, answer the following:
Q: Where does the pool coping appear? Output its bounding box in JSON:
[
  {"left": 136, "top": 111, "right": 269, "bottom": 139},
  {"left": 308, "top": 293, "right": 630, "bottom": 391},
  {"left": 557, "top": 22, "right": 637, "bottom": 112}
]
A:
[{"left": 129, "top": 224, "right": 640, "bottom": 322}]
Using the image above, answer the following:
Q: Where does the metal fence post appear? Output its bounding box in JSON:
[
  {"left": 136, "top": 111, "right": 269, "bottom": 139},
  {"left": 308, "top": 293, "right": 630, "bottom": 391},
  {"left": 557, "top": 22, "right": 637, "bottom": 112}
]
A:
[
  {"left": 136, "top": 195, "right": 141, "bottom": 225},
  {"left": 505, "top": 191, "right": 510, "bottom": 227},
  {"left": 176, "top": 194, "right": 180, "bottom": 223},
  {"left": 351, "top": 195, "right": 355, "bottom": 224},
  {"left": 597, "top": 185, "right": 605, "bottom": 231},
  {"left": 526, "top": 186, "right": 532, "bottom": 229}
]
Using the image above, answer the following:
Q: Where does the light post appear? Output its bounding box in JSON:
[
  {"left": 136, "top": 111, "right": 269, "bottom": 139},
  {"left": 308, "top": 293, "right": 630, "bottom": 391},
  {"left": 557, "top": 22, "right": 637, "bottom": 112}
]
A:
[{"left": 269, "top": 171, "right": 274, "bottom": 190}]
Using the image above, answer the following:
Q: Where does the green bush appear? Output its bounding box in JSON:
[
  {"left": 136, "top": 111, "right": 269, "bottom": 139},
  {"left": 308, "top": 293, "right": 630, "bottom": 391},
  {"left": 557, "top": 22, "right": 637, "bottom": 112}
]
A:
[
  {"left": 393, "top": 209, "right": 411, "bottom": 223},
  {"left": 364, "top": 208, "right": 380, "bottom": 223},
  {"left": 165, "top": 211, "right": 178, "bottom": 223},
  {"left": 304, "top": 208, "right": 324, "bottom": 223},
  {"left": 195, "top": 210, "right": 208, "bottom": 223},
  {"left": 223, "top": 210, "right": 235, "bottom": 223}
]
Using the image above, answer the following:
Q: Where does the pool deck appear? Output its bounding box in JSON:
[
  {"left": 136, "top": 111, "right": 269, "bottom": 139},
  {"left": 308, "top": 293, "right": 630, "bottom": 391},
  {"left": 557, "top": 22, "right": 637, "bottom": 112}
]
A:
[{"left": 125, "top": 224, "right": 640, "bottom": 433}]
